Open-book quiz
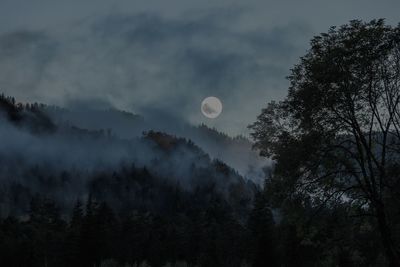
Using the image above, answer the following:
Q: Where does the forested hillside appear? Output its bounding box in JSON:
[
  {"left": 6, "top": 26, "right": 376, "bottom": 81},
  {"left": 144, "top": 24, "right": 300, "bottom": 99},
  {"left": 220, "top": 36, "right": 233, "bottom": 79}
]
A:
[
  {"left": 0, "top": 94, "right": 262, "bottom": 267},
  {"left": 43, "top": 104, "right": 269, "bottom": 184}
]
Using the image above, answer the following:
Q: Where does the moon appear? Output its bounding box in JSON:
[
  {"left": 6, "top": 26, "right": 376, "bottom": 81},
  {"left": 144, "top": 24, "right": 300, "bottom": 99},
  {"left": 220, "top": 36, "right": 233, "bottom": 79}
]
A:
[{"left": 201, "top": 96, "right": 222, "bottom": 119}]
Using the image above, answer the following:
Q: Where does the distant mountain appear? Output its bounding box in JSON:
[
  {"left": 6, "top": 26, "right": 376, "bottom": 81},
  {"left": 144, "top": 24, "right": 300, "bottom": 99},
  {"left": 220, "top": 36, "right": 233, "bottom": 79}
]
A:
[
  {"left": 0, "top": 95, "right": 257, "bottom": 220},
  {"left": 43, "top": 104, "right": 270, "bottom": 184},
  {"left": 184, "top": 124, "right": 270, "bottom": 184}
]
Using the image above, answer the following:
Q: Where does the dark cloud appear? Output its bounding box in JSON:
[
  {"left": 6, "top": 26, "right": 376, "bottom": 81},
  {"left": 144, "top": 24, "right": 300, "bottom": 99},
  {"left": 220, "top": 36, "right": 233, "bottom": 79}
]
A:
[
  {"left": 0, "top": 8, "right": 310, "bottom": 134},
  {"left": 1, "top": 1, "right": 396, "bottom": 134},
  {"left": 0, "top": 31, "right": 58, "bottom": 101}
]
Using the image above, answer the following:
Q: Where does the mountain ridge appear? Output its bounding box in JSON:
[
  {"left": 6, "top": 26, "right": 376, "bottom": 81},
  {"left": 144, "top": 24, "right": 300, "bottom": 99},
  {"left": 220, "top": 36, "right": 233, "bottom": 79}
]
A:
[{"left": 0, "top": 94, "right": 258, "bottom": 220}]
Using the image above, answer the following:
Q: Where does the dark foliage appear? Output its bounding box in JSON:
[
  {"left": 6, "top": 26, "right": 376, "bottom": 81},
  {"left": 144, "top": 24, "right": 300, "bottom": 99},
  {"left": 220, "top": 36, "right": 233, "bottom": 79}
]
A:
[{"left": 250, "top": 19, "right": 400, "bottom": 266}]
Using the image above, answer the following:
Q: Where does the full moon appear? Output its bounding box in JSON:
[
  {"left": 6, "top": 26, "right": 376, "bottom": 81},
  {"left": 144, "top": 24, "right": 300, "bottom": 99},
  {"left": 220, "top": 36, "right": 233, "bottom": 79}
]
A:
[{"left": 201, "top": 96, "right": 223, "bottom": 119}]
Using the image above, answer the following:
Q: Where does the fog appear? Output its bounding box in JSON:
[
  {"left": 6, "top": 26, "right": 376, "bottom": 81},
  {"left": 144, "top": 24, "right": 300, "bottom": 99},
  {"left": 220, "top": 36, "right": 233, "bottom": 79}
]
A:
[{"left": 0, "top": 104, "right": 257, "bottom": 216}]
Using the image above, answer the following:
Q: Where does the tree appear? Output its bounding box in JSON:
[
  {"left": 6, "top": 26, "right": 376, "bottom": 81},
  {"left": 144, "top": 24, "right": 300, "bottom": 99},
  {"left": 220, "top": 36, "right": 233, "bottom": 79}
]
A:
[
  {"left": 250, "top": 19, "right": 400, "bottom": 266},
  {"left": 71, "top": 199, "right": 84, "bottom": 228},
  {"left": 28, "top": 196, "right": 66, "bottom": 267},
  {"left": 66, "top": 199, "right": 84, "bottom": 266},
  {"left": 247, "top": 192, "right": 278, "bottom": 267}
]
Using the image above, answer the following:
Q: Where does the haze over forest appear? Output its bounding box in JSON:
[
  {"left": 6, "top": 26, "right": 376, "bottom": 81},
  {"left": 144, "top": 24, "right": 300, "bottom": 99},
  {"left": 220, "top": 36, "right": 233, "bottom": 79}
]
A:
[{"left": 1, "top": 1, "right": 400, "bottom": 267}]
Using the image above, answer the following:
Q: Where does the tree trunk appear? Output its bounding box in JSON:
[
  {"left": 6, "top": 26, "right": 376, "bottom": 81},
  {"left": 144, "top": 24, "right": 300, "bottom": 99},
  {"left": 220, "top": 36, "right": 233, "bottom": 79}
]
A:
[{"left": 375, "top": 204, "right": 400, "bottom": 267}]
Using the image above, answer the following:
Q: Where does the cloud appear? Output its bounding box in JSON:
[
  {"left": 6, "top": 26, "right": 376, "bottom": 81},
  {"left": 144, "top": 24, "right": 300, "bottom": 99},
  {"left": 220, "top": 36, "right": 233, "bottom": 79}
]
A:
[
  {"left": 0, "top": 31, "right": 58, "bottom": 99},
  {"left": 0, "top": 8, "right": 311, "bottom": 135}
]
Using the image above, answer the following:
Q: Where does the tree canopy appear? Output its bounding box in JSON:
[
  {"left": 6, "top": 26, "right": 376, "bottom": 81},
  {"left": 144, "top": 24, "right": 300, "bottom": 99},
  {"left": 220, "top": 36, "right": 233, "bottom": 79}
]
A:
[{"left": 250, "top": 19, "right": 400, "bottom": 266}]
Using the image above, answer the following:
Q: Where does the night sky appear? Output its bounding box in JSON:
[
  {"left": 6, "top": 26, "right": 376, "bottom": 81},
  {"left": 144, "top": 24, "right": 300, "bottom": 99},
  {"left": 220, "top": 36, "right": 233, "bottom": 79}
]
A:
[{"left": 0, "top": 0, "right": 398, "bottom": 135}]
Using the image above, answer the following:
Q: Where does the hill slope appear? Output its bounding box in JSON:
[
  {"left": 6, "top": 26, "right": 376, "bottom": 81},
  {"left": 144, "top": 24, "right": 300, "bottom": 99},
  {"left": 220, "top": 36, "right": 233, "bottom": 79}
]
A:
[
  {"left": 0, "top": 95, "right": 257, "bottom": 219},
  {"left": 43, "top": 104, "right": 270, "bottom": 184}
]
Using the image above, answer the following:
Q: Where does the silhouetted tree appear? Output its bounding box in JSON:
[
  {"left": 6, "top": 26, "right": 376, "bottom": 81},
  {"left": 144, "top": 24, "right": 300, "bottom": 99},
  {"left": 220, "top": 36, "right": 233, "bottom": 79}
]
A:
[
  {"left": 250, "top": 19, "right": 400, "bottom": 266},
  {"left": 247, "top": 192, "right": 278, "bottom": 267}
]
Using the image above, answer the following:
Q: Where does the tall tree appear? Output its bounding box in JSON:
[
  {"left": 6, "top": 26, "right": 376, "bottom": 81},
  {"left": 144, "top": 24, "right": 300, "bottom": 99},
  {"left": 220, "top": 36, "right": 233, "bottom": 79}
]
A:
[
  {"left": 250, "top": 19, "right": 400, "bottom": 266},
  {"left": 247, "top": 192, "right": 278, "bottom": 267}
]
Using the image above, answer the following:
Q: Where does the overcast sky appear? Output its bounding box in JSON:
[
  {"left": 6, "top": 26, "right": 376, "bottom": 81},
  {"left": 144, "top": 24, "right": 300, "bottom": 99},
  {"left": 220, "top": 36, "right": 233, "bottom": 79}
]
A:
[{"left": 0, "top": 0, "right": 399, "bottom": 135}]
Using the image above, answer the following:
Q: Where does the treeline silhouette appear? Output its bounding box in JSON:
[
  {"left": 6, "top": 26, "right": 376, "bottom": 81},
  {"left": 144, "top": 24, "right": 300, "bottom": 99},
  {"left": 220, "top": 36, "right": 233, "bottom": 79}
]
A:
[
  {"left": 0, "top": 188, "right": 251, "bottom": 267},
  {"left": 0, "top": 182, "right": 386, "bottom": 267},
  {"left": 0, "top": 94, "right": 56, "bottom": 134},
  {"left": 0, "top": 161, "right": 264, "bottom": 267}
]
